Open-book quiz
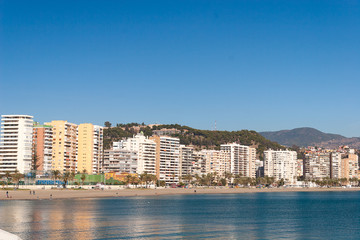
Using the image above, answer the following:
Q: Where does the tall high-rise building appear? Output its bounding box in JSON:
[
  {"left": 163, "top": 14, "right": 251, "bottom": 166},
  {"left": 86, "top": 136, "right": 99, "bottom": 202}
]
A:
[
  {"left": 220, "top": 143, "right": 256, "bottom": 177},
  {"left": 150, "top": 135, "right": 180, "bottom": 184},
  {"left": 0, "top": 115, "right": 34, "bottom": 174},
  {"left": 121, "top": 133, "right": 156, "bottom": 175},
  {"left": 341, "top": 153, "right": 359, "bottom": 180},
  {"left": 179, "top": 145, "right": 194, "bottom": 176},
  {"left": 330, "top": 152, "right": 342, "bottom": 179},
  {"left": 46, "top": 120, "right": 77, "bottom": 173},
  {"left": 77, "top": 124, "right": 103, "bottom": 174},
  {"left": 264, "top": 150, "right": 297, "bottom": 183},
  {"left": 32, "top": 124, "right": 53, "bottom": 173}
]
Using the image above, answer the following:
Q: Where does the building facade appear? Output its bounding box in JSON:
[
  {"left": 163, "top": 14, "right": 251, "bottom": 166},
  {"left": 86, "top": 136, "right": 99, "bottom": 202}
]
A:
[
  {"left": 220, "top": 143, "right": 256, "bottom": 177},
  {"left": 77, "top": 124, "right": 103, "bottom": 174},
  {"left": 46, "top": 120, "right": 78, "bottom": 173},
  {"left": 304, "top": 152, "right": 331, "bottom": 179},
  {"left": 103, "top": 149, "right": 138, "bottom": 173},
  {"left": 150, "top": 136, "right": 180, "bottom": 185},
  {"left": 264, "top": 150, "right": 297, "bottom": 183},
  {"left": 0, "top": 115, "right": 34, "bottom": 174},
  {"left": 32, "top": 124, "right": 53, "bottom": 173},
  {"left": 121, "top": 133, "right": 157, "bottom": 175}
]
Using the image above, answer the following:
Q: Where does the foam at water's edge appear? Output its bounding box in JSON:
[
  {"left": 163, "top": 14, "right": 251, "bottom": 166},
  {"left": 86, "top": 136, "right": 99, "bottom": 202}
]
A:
[{"left": 0, "top": 229, "right": 22, "bottom": 240}]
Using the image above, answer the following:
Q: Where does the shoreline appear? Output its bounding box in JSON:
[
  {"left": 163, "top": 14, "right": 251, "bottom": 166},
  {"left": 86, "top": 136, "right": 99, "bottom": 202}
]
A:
[{"left": 1, "top": 187, "right": 360, "bottom": 200}]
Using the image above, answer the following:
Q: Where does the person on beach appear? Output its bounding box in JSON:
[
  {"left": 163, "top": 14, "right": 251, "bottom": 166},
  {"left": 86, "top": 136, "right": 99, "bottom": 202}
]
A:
[
  {"left": 50, "top": 194, "right": 52, "bottom": 200},
  {"left": 6, "top": 191, "right": 9, "bottom": 198},
  {"left": 30, "top": 190, "right": 32, "bottom": 195},
  {"left": 33, "top": 190, "right": 35, "bottom": 195}
]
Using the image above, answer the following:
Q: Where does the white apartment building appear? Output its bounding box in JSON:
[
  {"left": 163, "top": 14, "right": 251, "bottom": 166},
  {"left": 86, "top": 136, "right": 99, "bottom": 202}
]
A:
[
  {"left": 200, "top": 149, "right": 231, "bottom": 177},
  {"left": 103, "top": 149, "right": 138, "bottom": 173},
  {"left": 220, "top": 143, "right": 256, "bottom": 177},
  {"left": 192, "top": 151, "right": 207, "bottom": 176},
  {"left": 264, "top": 150, "right": 297, "bottom": 183},
  {"left": 330, "top": 152, "right": 342, "bottom": 179},
  {"left": 179, "top": 145, "right": 194, "bottom": 176},
  {"left": 121, "top": 133, "right": 157, "bottom": 175},
  {"left": 150, "top": 136, "right": 180, "bottom": 185},
  {"left": 0, "top": 115, "right": 34, "bottom": 174}
]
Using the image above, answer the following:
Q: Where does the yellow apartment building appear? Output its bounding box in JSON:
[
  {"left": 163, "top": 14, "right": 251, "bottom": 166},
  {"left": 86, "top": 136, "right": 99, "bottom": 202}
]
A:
[
  {"left": 77, "top": 123, "right": 103, "bottom": 174},
  {"left": 46, "top": 120, "right": 78, "bottom": 173}
]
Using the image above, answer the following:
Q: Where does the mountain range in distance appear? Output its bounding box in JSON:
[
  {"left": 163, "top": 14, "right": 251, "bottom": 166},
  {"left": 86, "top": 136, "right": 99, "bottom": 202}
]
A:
[{"left": 260, "top": 127, "right": 360, "bottom": 149}]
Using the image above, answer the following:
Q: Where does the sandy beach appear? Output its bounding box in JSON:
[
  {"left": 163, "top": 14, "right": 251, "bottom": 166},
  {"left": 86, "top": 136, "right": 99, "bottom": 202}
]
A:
[{"left": 1, "top": 187, "right": 360, "bottom": 200}]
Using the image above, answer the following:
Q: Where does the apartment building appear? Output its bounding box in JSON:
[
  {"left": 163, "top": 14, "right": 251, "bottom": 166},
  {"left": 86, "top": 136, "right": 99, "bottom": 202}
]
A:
[
  {"left": 330, "top": 152, "right": 342, "bottom": 179},
  {"left": 77, "top": 124, "right": 104, "bottom": 174},
  {"left": 46, "top": 120, "right": 77, "bottom": 173},
  {"left": 103, "top": 149, "right": 137, "bottom": 173},
  {"left": 192, "top": 151, "right": 207, "bottom": 176},
  {"left": 220, "top": 143, "right": 256, "bottom": 177},
  {"left": 304, "top": 152, "right": 331, "bottom": 179},
  {"left": 121, "top": 133, "right": 157, "bottom": 175},
  {"left": 150, "top": 135, "right": 180, "bottom": 185},
  {"left": 179, "top": 145, "right": 194, "bottom": 176},
  {"left": 264, "top": 150, "right": 297, "bottom": 183},
  {"left": 0, "top": 115, "right": 34, "bottom": 174},
  {"left": 296, "top": 159, "right": 303, "bottom": 178},
  {"left": 32, "top": 124, "right": 53, "bottom": 173},
  {"left": 341, "top": 153, "right": 359, "bottom": 180}
]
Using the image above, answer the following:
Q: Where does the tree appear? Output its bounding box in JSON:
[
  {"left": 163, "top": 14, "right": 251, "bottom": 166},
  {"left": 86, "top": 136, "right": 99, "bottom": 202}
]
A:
[
  {"left": 182, "top": 174, "right": 193, "bottom": 185},
  {"left": 61, "top": 171, "right": 72, "bottom": 188},
  {"left": 104, "top": 121, "right": 112, "bottom": 128},
  {"left": 125, "top": 174, "right": 132, "bottom": 188},
  {"left": 140, "top": 172, "right": 148, "bottom": 188},
  {"left": 4, "top": 171, "right": 12, "bottom": 187},
  {"left": 224, "top": 172, "right": 233, "bottom": 186},
  {"left": 51, "top": 170, "right": 61, "bottom": 186},
  {"left": 32, "top": 148, "right": 40, "bottom": 171},
  {"left": 130, "top": 175, "right": 140, "bottom": 188},
  {"left": 81, "top": 174, "right": 86, "bottom": 186},
  {"left": 277, "top": 178, "right": 285, "bottom": 187},
  {"left": 11, "top": 170, "right": 24, "bottom": 188}
]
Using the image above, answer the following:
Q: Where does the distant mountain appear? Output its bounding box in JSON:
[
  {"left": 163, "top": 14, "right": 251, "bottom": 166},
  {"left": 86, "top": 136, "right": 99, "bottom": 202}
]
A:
[{"left": 260, "top": 127, "right": 360, "bottom": 149}]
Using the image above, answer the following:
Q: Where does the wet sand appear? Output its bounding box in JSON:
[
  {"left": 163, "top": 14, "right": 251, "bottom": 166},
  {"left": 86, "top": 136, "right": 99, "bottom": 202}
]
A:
[{"left": 1, "top": 187, "right": 360, "bottom": 200}]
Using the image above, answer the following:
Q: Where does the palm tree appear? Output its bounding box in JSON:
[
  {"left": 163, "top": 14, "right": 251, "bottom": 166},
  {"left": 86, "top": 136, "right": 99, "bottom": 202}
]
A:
[
  {"left": 140, "top": 172, "right": 148, "bottom": 188},
  {"left": 51, "top": 170, "right": 61, "bottom": 186},
  {"left": 61, "top": 171, "right": 72, "bottom": 188},
  {"left": 81, "top": 174, "right": 86, "bottom": 186},
  {"left": 4, "top": 171, "right": 12, "bottom": 188},
  {"left": 183, "top": 174, "right": 193, "bottom": 186},
  {"left": 11, "top": 170, "right": 24, "bottom": 189},
  {"left": 125, "top": 174, "right": 132, "bottom": 188},
  {"left": 224, "top": 172, "right": 233, "bottom": 186},
  {"left": 131, "top": 175, "right": 140, "bottom": 188}
]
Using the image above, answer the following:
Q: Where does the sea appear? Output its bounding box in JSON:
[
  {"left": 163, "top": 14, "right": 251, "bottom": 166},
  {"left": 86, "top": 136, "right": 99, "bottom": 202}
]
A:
[{"left": 0, "top": 191, "right": 360, "bottom": 239}]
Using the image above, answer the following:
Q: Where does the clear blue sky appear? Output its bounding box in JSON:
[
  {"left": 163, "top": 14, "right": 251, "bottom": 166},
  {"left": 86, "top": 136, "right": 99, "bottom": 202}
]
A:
[{"left": 0, "top": 0, "right": 359, "bottom": 137}]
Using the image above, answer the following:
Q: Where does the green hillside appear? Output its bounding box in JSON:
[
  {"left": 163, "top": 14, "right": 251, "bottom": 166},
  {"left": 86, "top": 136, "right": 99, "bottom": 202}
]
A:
[{"left": 104, "top": 123, "right": 285, "bottom": 159}]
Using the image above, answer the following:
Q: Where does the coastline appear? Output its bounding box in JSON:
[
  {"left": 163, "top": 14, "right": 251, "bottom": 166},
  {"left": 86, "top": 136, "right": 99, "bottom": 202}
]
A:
[{"left": 1, "top": 187, "right": 360, "bottom": 200}]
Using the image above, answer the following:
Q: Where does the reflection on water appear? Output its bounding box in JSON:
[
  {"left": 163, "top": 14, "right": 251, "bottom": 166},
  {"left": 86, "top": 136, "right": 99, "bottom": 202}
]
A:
[{"left": 1, "top": 192, "right": 360, "bottom": 239}]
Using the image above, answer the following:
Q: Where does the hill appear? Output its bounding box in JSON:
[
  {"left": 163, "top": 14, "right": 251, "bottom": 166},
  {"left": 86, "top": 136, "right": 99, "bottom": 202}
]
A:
[
  {"left": 260, "top": 127, "right": 360, "bottom": 148},
  {"left": 103, "top": 123, "right": 286, "bottom": 159}
]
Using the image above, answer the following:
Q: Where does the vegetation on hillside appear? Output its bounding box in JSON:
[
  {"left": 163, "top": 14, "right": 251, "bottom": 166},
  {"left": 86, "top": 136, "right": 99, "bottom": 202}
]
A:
[{"left": 104, "top": 123, "right": 285, "bottom": 159}]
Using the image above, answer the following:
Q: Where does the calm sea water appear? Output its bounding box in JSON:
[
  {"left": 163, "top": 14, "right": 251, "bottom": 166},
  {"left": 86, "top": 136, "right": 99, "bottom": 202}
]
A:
[{"left": 1, "top": 192, "right": 360, "bottom": 239}]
